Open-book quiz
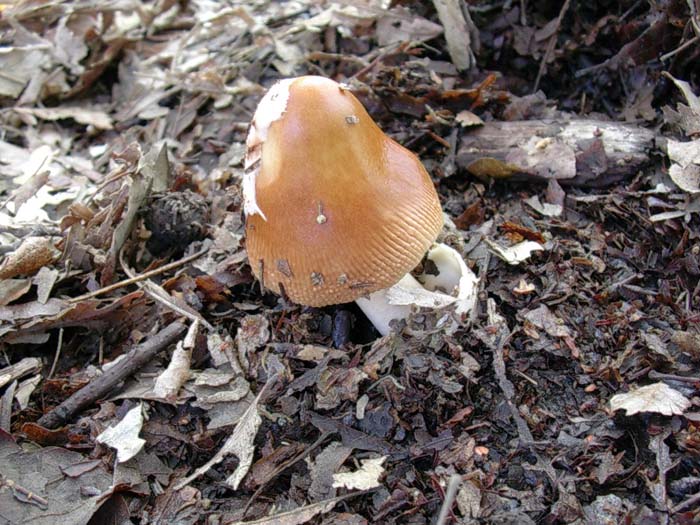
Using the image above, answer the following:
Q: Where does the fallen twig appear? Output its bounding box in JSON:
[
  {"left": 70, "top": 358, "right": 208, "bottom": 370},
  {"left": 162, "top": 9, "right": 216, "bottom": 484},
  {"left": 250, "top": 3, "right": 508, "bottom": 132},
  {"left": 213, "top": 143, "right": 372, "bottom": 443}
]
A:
[
  {"left": 37, "top": 321, "right": 187, "bottom": 429},
  {"left": 118, "top": 249, "right": 214, "bottom": 331},
  {"left": 671, "top": 490, "right": 700, "bottom": 514},
  {"left": 68, "top": 246, "right": 208, "bottom": 303},
  {"left": 435, "top": 473, "right": 462, "bottom": 525},
  {"left": 533, "top": 0, "right": 571, "bottom": 92}
]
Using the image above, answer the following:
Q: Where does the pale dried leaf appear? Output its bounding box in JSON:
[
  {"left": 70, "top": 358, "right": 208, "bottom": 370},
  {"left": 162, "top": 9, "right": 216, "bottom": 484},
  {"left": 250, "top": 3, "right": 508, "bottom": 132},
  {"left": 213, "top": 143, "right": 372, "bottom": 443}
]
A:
[
  {"left": 15, "top": 374, "right": 41, "bottom": 409},
  {"left": 485, "top": 239, "right": 544, "bottom": 265},
  {"left": 0, "top": 278, "right": 32, "bottom": 306},
  {"left": 13, "top": 106, "right": 113, "bottom": 130},
  {"left": 455, "top": 110, "right": 483, "bottom": 127},
  {"left": 96, "top": 404, "right": 147, "bottom": 463},
  {"left": 33, "top": 266, "right": 60, "bottom": 304},
  {"left": 663, "top": 72, "right": 700, "bottom": 117},
  {"left": 153, "top": 341, "right": 192, "bottom": 400},
  {"left": 609, "top": 382, "right": 691, "bottom": 416},
  {"left": 376, "top": 8, "right": 443, "bottom": 46},
  {"left": 523, "top": 304, "right": 572, "bottom": 338},
  {"left": 0, "top": 48, "right": 47, "bottom": 98},
  {"left": 332, "top": 456, "right": 386, "bottom": 490},
  {"left": 174, "top": 377, "right": 272, "bottom": 490},
  {"left": 0, "top": 297, "right": 66, "bottom": 322},
  {"left": 524, "top": 195, "right": 563, "bottom": 217},
  {"left": 666, "top": 139, "right": 700, "bottom": 193},
  {"left": 227, "top": 495, "right": 348, "bottom": 525}
]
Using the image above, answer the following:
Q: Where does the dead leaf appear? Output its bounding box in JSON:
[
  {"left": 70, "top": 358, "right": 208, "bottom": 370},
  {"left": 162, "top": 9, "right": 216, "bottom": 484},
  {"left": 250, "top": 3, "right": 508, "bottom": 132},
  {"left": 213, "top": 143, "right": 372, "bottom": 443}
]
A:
[
  {"left": 13, "top": 106, "right": 113, "bottom": 130},
  {"left": 175, "top": 375, "right": 275, "bottom": 490},
  {"left": 455, "top": 110, "right": 483, "bottom": 127},
  {"left": 227, "top": 495, "right": 354, "bottom": 525},
  {"left": 332, "top": 456, "right": 386, "bottom": 490},
  {"left": 33, "top": 266, "right": 59, "bottom": 304},
  {"left": 665, "top": 138, "right": 700, "bottom": 193},
  {"left": 0, "top": 438, "right": 113, "bottom": 524},
  {"left": 524, "top": 195, "right": 563, "bottom": 217},
  {"left": 523, "top": 305, "right": 572, "bottom": 338},
  {"left": 609, "top": 382, "right": 691, "bottom": 416},
  {"left": 485, "top": 239, "right": 544, "bottom": 265},
  {"left": 376, "top": 8, "right": 443, "bottom": 46},
  {"left": 96, "top": 403, "right": 147, "bottom": 463},
  {"left": 0, "top": 279, "right": 32, "bottom": 306},
  {"left": 153, "top": 340, "right": 192, "bottom": 401},
  {"left": 0, "top": 237, "right": 61, "bottom": 279}
]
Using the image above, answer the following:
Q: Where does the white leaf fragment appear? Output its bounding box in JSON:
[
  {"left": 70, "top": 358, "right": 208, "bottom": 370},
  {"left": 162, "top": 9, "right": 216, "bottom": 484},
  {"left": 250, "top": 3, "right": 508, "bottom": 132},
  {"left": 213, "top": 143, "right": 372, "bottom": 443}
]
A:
[
  {"left": 486, "top": 239, "right": 544, "bottom": 265},
  {"left": 524, "top": 195, "right": 563, "bottom": 217},
  {"left": 96, "top": 404, "right": 146, "bottom": 463},
  {"left": 153, "top": 321, "right": 198, "bottom": 400},
  {"left": 666, "top": 138, "right": 700, "bottom": 194},
  {"left": 609, "top": 382, "right": 691, "bottom": 416},
  {"left": 13, "top": 106, "right": 113, "bottom": 130},
  {"left": 332, "top": 456, "right": 386, "bottom": 490},
  {"left": 152, "top": 341, "right": 192, "bottom": 400},
  {"left": 174, "top": 377, "right": 271, "bottom": 490}
]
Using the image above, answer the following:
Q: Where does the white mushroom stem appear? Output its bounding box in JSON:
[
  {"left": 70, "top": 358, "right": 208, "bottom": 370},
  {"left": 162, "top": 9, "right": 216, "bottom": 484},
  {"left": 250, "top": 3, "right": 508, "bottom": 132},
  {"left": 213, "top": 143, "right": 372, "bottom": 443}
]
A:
[
  {"left": 355, "top": 274, "right": 424, "bottom": 336},
  {"left": 354, "top": 243, "right": 479, "bottom": 336}
]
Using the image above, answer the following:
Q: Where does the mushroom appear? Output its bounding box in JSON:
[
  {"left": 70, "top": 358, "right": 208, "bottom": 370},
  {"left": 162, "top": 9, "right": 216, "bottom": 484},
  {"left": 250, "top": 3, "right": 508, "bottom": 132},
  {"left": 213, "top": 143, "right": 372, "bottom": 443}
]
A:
[{"left": 243, "top": 75, "right": 449, "bottom": 335}]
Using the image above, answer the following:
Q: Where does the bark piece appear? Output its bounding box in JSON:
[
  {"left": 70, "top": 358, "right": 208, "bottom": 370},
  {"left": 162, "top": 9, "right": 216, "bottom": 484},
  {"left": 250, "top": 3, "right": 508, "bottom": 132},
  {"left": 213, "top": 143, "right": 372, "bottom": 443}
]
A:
[{"left": 457, "top": 119, "right": 655, "bottom": 186}]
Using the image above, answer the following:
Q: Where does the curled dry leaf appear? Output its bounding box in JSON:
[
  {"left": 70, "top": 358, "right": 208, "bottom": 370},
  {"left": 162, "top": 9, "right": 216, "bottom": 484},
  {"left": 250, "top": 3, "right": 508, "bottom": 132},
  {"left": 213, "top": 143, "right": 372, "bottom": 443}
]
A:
[
  {"left": 332, "top": 456, "right": 386, "bottom": 490},
  {"left": 485, "top": 238, "right": 545, "bottom": 265},
  {"left": 609, "top": 382, "right": 691, "bottom": 416},
  {"left": 13, "top": 106, "right": 113, "bottom": 130},
  {"left": 152, "top": 340, "right": 192, "bottom": 400},
  {"left": 0, "top": 237, "right": 61, "bottom": 279},
  {"left": 96, "top": 403, "right": 146, "bottom": 463}
]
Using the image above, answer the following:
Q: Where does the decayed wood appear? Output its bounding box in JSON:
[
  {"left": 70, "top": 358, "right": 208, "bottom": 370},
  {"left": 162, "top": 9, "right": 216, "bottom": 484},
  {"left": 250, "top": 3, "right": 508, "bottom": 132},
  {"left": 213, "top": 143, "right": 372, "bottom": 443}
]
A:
[{"left": 456, "top": 119, "right": 656, "bottom": 186}]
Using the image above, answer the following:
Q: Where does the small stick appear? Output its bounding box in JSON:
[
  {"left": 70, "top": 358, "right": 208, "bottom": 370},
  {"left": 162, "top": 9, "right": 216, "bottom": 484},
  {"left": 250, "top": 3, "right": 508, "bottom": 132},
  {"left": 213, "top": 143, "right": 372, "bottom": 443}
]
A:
[
  {"left": 47, "top": 328, "right": 64, "bottom": 379},
  {"left": 660, "top": 34, "right": 700, "bottom": 61},
  {"left": 435, "top": 474, "right": 462, "bottom": 525},
  {"left": 68, "top": 246, "right": 208, "bottom": 303},
  {"left": 671, "top": 490, "right": 700, "bottom": 514},
  {"left": 533, "top": 0, "right": 571, "bottom": 93},
  {"left": 119, "top": 250, "right": 214, "bottom": 331},
  {"left": 0, "top": 476, "right": 49, "bottom": 508},
  {"left": 648, "top": 370, "right": 700, "bottom": 383},
  {"left": 37, "top": 321, "right": 186, "bottom": 429}
]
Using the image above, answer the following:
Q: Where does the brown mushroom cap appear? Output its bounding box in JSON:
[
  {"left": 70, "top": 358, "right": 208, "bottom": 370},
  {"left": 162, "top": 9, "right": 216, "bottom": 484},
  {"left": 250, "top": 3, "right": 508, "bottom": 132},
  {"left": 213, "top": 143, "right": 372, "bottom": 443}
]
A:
[{"left": 244, "top": 76, "right": 443, "bottom": 307}]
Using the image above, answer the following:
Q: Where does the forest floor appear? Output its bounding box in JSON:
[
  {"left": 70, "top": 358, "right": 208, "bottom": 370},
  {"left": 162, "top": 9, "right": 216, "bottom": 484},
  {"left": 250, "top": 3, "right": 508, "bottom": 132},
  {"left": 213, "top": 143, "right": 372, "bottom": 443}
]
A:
[{"left": 1, "top": 1, "right": 700, "bottom": 524}]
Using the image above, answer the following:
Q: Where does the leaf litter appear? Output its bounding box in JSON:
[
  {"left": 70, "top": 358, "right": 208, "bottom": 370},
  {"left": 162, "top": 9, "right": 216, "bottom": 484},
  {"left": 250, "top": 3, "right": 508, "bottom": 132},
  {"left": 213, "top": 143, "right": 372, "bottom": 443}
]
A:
[{"left": 0, "top": 0, "right": 699, "bottom": 524}]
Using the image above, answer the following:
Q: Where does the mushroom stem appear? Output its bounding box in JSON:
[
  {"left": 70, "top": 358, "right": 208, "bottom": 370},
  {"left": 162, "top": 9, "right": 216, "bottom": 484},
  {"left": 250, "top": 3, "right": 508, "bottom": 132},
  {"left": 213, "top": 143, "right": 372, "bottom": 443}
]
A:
[
  {"left": 354, "top": 243, "right": 479, "bottom": 337},
  {"left": 355, "top": 274, "right": 424, "bottom": 336}
]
